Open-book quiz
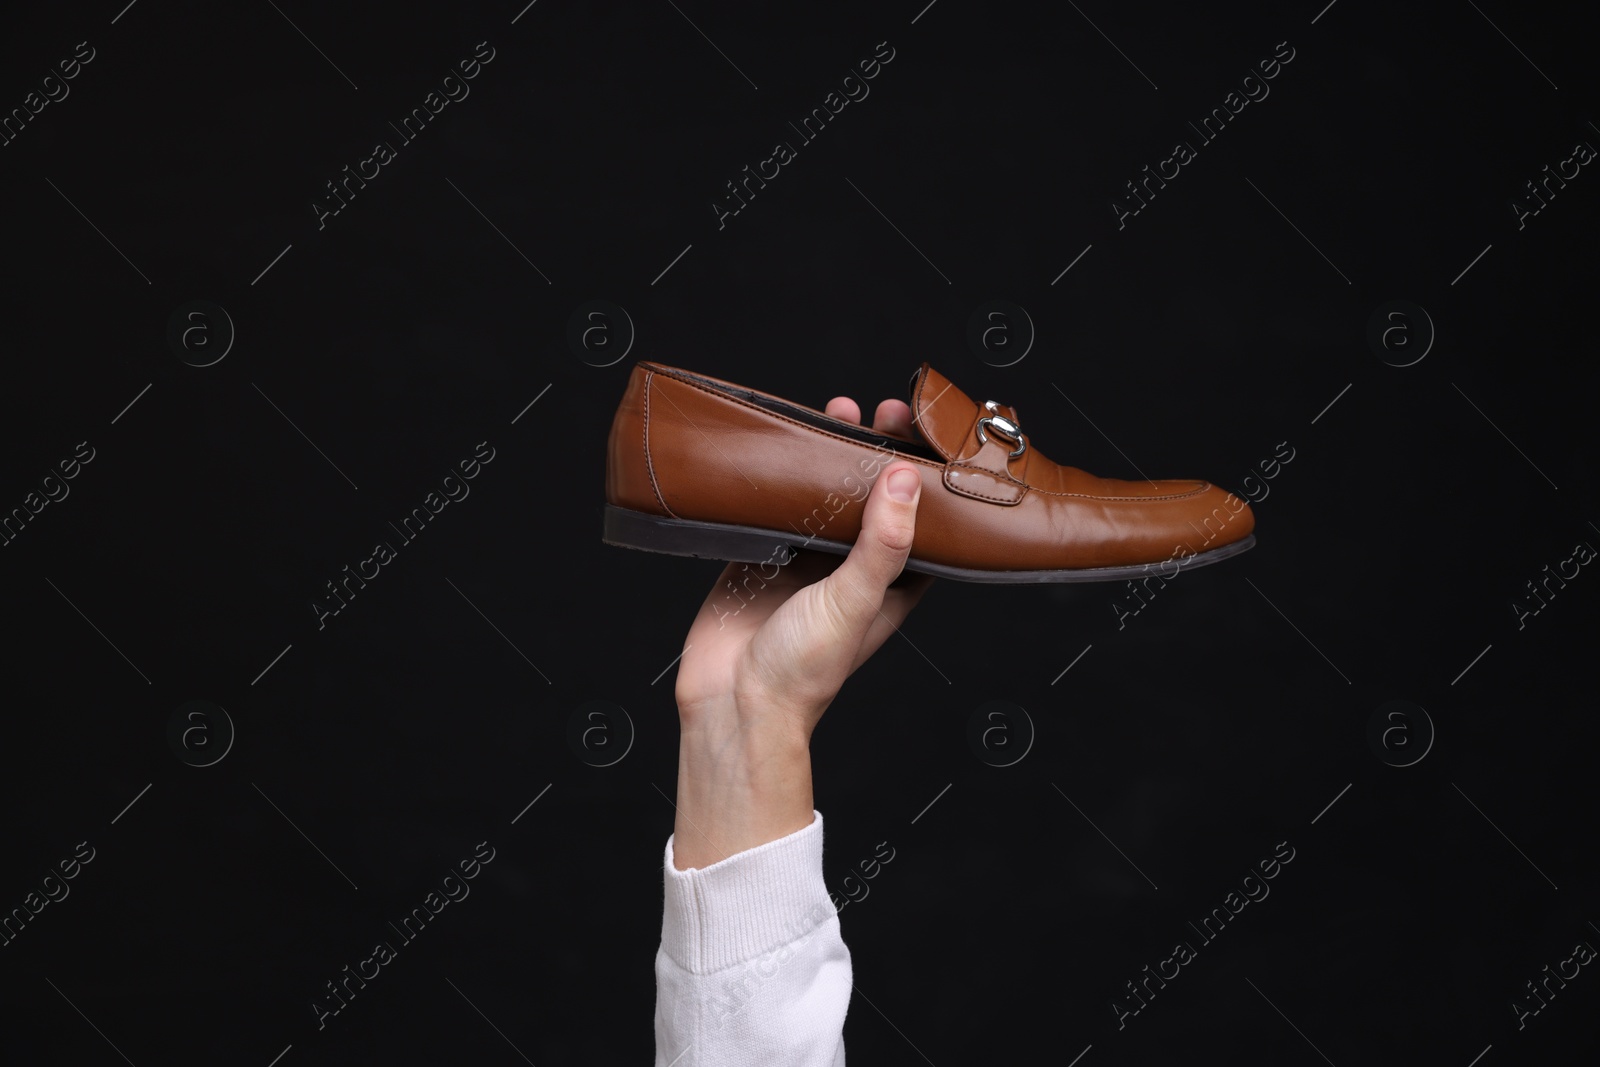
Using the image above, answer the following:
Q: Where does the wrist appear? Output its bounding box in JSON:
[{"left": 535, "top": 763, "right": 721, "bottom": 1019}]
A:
[
  {"left": 676, "top": 689, "right": 818, "bottom": 752},
  {"left": 672, "top": 710, "right": 814, "bottom": 870}
]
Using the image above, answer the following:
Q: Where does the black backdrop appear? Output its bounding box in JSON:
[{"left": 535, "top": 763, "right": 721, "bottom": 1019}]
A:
[{"left": 2, "top": 1, "right": 1597, "bottom": 1063}]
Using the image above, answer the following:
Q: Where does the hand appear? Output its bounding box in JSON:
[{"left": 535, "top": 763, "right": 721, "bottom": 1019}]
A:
[
  {"left": 676, "top": 394, "right": 932, "bottom": 739},
  {"left": 668, "top": 395, "right": 933, "bottom": 868}
]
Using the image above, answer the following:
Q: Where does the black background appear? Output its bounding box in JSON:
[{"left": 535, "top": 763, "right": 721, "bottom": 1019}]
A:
[{"left": 2, "top": 1, "right": 1597, "bottom": 1064}]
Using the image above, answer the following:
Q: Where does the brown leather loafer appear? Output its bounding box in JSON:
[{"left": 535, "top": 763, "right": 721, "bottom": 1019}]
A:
[{"left": 603, "top": 361, "right": 1255, "bottom": 583}]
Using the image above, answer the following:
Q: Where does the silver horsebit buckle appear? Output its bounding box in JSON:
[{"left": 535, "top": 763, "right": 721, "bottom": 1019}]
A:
[{"left": 975, "top": 399, "right": 1026, "bottom": 458}]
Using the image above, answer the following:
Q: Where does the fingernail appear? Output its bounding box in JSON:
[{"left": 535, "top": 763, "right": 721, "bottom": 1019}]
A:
[{"left": 887, "top": 468, "right": 919, "bottom": 502}]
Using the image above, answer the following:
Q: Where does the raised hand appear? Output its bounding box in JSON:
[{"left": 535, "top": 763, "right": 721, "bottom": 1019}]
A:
[{"left": 669, "top": 395, "right": 933, "bottom": 868}]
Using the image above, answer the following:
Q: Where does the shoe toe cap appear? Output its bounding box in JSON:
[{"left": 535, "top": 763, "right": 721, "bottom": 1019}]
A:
[{"left": 1178, "top": 481, "right": 1255, "bottom": 550}]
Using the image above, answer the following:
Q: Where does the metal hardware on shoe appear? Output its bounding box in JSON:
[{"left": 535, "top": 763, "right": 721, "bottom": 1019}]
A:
[{"left": 976, "top": 400, "right": 1026, "bottom": 458}]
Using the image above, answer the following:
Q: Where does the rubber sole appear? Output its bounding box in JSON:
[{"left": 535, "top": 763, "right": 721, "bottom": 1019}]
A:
[{"left": 602, "top": 504, "right": 1255, "bottom": 585}]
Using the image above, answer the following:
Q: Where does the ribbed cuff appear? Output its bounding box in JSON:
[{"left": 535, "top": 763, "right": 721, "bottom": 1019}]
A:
[{"left": 660, "top": 810, "right": 836, "bottom": 975}]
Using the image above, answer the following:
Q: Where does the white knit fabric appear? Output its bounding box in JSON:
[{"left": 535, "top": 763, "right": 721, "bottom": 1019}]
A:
[{"left": 654, "top": 811, "right": 849, "bottom": 1066}]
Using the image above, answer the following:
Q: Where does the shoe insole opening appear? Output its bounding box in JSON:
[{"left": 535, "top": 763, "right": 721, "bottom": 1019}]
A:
[{"left": 670, "top": 368, "right": 946, "bottom": 462}]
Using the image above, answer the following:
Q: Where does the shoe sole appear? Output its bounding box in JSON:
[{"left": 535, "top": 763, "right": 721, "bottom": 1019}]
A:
[{"left": 602, "top": 504, "right": 1255, "bottom": 585}]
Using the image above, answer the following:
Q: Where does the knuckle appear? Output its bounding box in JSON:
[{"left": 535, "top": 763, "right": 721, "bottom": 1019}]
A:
[{"left": 875, "top": 519, "right": 915, "bottom": 554}]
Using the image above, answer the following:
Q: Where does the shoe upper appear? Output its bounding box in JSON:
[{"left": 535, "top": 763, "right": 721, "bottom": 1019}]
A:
[{"left": 606, "top": 360, "right": 1254, "bottom": 572}]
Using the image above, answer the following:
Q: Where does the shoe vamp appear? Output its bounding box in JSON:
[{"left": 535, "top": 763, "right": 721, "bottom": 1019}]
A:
[{"left": 1020, "top": 449, "right": 1206, "bottom": 499}]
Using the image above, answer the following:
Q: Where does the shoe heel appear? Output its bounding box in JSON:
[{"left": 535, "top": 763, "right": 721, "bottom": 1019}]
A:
[{"left": 602, "top": 505, "right": 803, "bottom": 565}]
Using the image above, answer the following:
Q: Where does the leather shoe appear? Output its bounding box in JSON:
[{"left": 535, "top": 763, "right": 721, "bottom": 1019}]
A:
[{"left": 603, "top": 361, "right": 1255, "bottom": 583}]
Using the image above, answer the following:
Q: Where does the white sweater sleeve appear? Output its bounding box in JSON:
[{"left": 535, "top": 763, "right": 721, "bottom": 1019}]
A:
[{"left": 654, "top": 810, "right": 850, "bottom": 1067}]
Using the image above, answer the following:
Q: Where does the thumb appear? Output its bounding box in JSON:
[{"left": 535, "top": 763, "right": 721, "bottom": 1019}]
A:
[{"left": 821, "top": 462, "right": 922, "bottom": 629}]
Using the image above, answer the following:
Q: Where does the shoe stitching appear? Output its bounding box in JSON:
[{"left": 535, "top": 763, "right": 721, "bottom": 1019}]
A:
[
  {"left": 913, "top": 366, "right": 978, "bottom": 461},
  {"left": 641, "top": 370, "right": 678, "bottom": 518},
  {"left": 650, "top": 366, "right": 1213, "bottom": 502},
  {"left": 1028, "top": 480, "right": 1212, "bottom": 501},
  {"left": 949, "top": 459, "right": 1210, "bottom": 501},
  {"left": 916, "top": 369, "right": 934, "bottom": 447},
  {"left": 945, "top": 468, "right": 1026, "bottom": 504}
]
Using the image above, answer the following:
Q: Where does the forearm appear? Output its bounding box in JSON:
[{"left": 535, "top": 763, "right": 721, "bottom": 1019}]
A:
[{"left": 672, "top": 711, "right": 815, "bottom": 871}]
